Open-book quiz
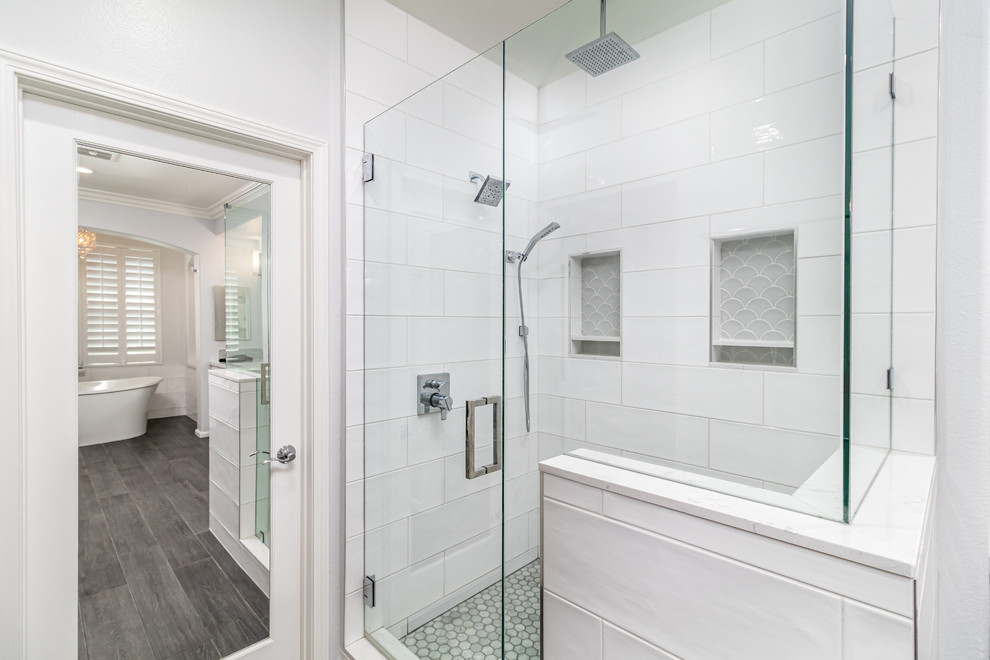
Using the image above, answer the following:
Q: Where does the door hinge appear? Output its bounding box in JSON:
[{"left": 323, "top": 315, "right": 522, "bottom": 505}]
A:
[
  {"left": 362, "top": 153, "right": 375, "bottom": 183},
  {"left": 363, "top": 575, "right": 376, "bottom": 608},
  {"left": 886, "top": 367, "right": 894, "bottom": 391},
  {"left": 889, "top": 72, "right": 896, "bottom": 100}
]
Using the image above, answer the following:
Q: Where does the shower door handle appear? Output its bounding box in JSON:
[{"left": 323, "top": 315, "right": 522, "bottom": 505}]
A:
[
  {"left": 465, "top": 395, "right": 502, "bottom": 479},
  {"left": 260, "top": 362, "right": 270, "bottom": 405}
]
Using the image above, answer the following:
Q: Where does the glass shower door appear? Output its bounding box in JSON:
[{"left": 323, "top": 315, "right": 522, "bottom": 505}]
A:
[
  {"left": 362, "top": 45, "right": 515, "bottom": 659},
  {"left": 223, "top": 185, "right": 272, "bottom": 548}
]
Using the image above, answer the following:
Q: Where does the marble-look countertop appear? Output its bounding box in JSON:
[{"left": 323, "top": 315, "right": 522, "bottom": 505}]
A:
[
  {"left": 539, "top": 450, "right": 935, "bottom": 577},
  {"left": 208, "top": 366, "right": 260, "bottom": 383}
]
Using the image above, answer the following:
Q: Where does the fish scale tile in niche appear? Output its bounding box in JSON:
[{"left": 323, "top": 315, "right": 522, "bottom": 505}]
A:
[{"left": 581, "top": 254, "right": 620, "bottom": 337}]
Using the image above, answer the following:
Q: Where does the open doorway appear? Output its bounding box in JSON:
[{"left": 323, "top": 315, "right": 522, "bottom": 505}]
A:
[{"left": 76, "top": 147, "right": 273, "bottom": 659}]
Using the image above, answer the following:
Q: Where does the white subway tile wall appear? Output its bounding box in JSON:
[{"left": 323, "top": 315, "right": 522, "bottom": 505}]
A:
[{"left": 344, "top": 0, "right": 938, "bottom": 650}]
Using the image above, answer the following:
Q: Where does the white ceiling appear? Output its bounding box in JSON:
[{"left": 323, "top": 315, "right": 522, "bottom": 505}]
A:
[
  {"left": 386, "top": 0, "right": 730, "bottom": 87},
  {"left": 77, "top": 149, "right": 256, "bottom": 219}
]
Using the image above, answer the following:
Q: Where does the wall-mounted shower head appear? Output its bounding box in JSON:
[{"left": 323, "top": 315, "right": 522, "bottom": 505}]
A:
[
  {"left": 469, "top": 171, "right": 510, "bottom": 207},
  {"left": 566, "top": 0, "right": 640, "bottom": 77},
  {"left": 507, "top": 222, "right": 561, "bottom": 263}
]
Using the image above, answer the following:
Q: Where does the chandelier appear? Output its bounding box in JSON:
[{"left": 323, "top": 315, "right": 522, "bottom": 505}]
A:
[{"left": 78, "top": 228, "right": 97, "bottom": 260}]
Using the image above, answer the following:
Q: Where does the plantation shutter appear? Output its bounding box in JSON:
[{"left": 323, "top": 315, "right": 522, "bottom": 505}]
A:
[
  {"left": 83, "top": 248, "right": 121, "bottom": 362},
  {"left": 123, "top": 248, "right": 159, "bottom": 361},
  {"left": 224, "top": 265, "right": 240, "bottom": 352},
  {"left": 81, "top": 244, "right": 161, "bottom": 365}
]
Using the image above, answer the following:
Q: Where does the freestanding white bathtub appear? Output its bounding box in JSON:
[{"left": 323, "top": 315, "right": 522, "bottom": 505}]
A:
[{"left": 78, "top": 376, "right": 163, "bottom": 446}]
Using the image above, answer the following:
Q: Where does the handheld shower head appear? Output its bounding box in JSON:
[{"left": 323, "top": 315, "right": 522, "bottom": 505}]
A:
[{"left": 506, "top": 223, "right": 561, "bottom": 263}]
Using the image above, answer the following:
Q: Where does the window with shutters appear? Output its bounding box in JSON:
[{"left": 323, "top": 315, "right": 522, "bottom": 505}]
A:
[{"left": 80, "top": 243, "right": 162, "bottom": 365}]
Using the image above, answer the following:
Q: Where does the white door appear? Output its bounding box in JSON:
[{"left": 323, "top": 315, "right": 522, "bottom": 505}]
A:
[{"left": 21, "top": 94, "right": 305, "bottom": 659}]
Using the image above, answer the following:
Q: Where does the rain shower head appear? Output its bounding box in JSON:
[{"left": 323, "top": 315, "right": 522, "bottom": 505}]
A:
[
  {"left": 566, "top": 0, "right": 640, "bottom": 77},
  {"left": 470, "top": 171, "right": 510, "bottom": 207}
]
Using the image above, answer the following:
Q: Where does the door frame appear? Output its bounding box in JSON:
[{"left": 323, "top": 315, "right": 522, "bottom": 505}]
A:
[{"left": 0, "top": 50, "right": 342, "bottom": 659}]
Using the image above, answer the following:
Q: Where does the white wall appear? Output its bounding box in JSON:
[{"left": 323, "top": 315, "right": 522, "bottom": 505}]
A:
[
  {"left": 77, "top": 228, "right": 198, "bottom": 419},
  {"left": 79, "top": 199, "right": 226, "bottom": 433}
]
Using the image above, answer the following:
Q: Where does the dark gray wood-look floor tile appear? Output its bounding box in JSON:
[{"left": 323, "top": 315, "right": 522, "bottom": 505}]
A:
[
  {"left": 79, "top": 513, "right": 126, "bottom": 597},
  {"left": 104, "top": 439, "right": 145, "bottom": 471},
  {"left": 164, "top": 480, "right": 209, "bottom": 535},
  {"left": 119, "top": 546, "right": 210, "bottom": 659},
  {"left": 79, "top": 585, "right": 155, "bottom": 660},
  {"left": 81, "top": 444, "right": 129, "bottom": 499},
  {"left": 99, "top": 493, "right": 158, "bottom": 557},
  {"left": 173, "top": 558, "right": 268, "bottom": 657},
  {"left": 162, "top": 642, "right": 221, "bottom": 660},
  {"left": 78, "top": 602, "right": 89, "bottom": 660},
  {"left": 159, "top": 536, "right": 212, "bottom": 571},
  {"left": 125, "top": 441, "right": 180, "bottom": 488},
  {"left": 167, "top": 456, "right": 209, "bottom": 493},
  {"left": 190, "top": 441, "right": 210, "bottom": 470},
  {"left": 197, "top": 532, "right": 269, "bottom": 624},
  {"left": 79, "top": 469, "right": 103, "bottom": 521}
]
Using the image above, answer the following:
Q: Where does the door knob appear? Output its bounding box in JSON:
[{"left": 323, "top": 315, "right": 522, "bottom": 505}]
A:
[{"left": 251, "top": 445, "right": 296, "bottom": 465}]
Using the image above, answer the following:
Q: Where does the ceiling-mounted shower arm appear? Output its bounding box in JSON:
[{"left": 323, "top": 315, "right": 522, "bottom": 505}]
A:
[{"left": 600, "top": 0, "right": 607, "bottom": 39}]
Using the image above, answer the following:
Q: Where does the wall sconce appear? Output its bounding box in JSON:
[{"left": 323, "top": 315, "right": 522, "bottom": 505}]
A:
[{"left": 252, "top": 250, "right": 261, "bottom": 276}]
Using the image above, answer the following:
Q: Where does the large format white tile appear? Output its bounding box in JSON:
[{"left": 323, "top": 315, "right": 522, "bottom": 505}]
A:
[
  {"left": 365, "top": 460, "right": 444, "bottom": 531},
  {"left": 364, "top": 263, "right": 444, "bottom": 318},
  {"left": 624, "top": 268, "right": 710, "bottom": 317},
  {"left": 603, "top": 623, "right": 677, "bottom": 660},
  {"left": 764, "top": 135, "right": 844, "bottom": 204},
  {"left": 443, "top": 82, "right": 502, "bottom": 150},
  {"left": 540, "top": 98, "right": 621, "bottom": 162},
  {"left": 796, "top": 315, "right": 842, "bottom": 375},
  {"left": 585, "top": 402, "right": 710, "bottom": 467},
  {"left": 539, "top": 153, "right": 586, "bottom": 202},
  {"left": 893, "top": 0, "right": 939, "bottom": 59},
  {"left": 365, "top": 519, "right": 409, "bottom": 580},
  {"left": 893, "top": 137, "right": 937, "bottom": 228},
  {"left": 407, "top": 17, "right": 476, "bottom": 78},
  {"left": 443, "top": 527, "right": 501, "bottom": 594},
  {"left": 407, "top": 405, "right": 466, "bottom": 465},
  {"left": 852, "top": 64, "right": 894, "bottom": 153},
  {"left": 891, "top": 397, "right": 935, "bottom": 455},
  {"left": 344, "top": 0, "right": 407, "bottom": 60},
  {"left": 362, "top": 316, "right": 407, "bottom": 370},
  {"left": 345, "top": 36, "right": 434, "bottom": 108},
  {"left": 622, "top": 363, "right": 764, "bottom": 424},
  {"left": 539, "top": 70, "right": 586, "bottom": 125},
  {"left": 851, "top": 231, "right": 892, "bottom": 314},
  {"left": 377, "top": 555, "right": 445, "bottom": 629},
  {"left": 363, "top": 209, "right": 406, "bottom": 265},
  {"left": 893, "top": 50, "right": 938, "bottom": 144},
  {"left": 362, "top": 364, "right": 442, "bottom": 424},
  {"left": 623, "top": 317, "right": 710, "bottom": 366},
  {"left": 586, "top": 116, "right": 710, "bottom": 190},
  {"left": 764, "top": 372, "right": 842, "bottom": 435},
  {"left": 586, "top": 216, "right": 711, "bottom": 271},
  {"left": 711, "top": 0, "right": 840, "bottom": 59},
  {"left": 853, "top": 0, "right": 894, "bottom": 71},
  {"left": 538, "top": 396, "right": 586, "bottom": 441},
  {"left": 363, "top": 418, "right": 408, "bottom": 478},
  {"left": 843, "top": 599, "right": 914, "bottom": 660},
  {"left": 407, "top": 317, "right": 501, "bottom": 365},
  {"left": 850, "top": 313, "right": 892, "bottom": 396},
  {"left": 405, "top": 116, "right": 501, "bottom": 182},
  {"left": 444, "top": 271, "right": 501, "bottom": 318},
  {"left": 892, "top": 225, "right": 936, "bottom": 313},
  {"left": 797, "top": 255, "right": 843, "bottom": 316},
  {"left": 543, "top": 499, "right": 842, "bottom": 659},
  {"left": 622, "top": 154, "right": 763, "bottom": 226},
  {"left": 851, "top": 147, "right": 893, "bottom": 233},
  {"left": 538, "top": 357, "right": 622, "bottom": 404},
  {"left": 408, "top": 486, "right": 500, "bottom": 563},
  {"left": 622, "top": 44, "right": 763, "bottom": 138},
  {"left": 891, "top": 313, "right": 935, "bottom": 400},
  {"left": 710, "top": 75, "right": 843, "bottom": 162},
  {"left": 709, "top": 420, "right": 838, "bottom": 487},
  {"left": 540, "top": 187, "right": 622, "bottom": 239},
  {"left": 544, "top": 592, "right": 603, "bottom": 660},
  {"left": 765, "top": 13, "right": 844, "bottom": 93},
  {"left": 711, "top": 196, "right": 843, "bottom": 238},
  {"left": 585, "top": 13, "right": 711, "bottom": 106},
  {"left": 364, "top": 157, "right": 444, "bottom": 221}
]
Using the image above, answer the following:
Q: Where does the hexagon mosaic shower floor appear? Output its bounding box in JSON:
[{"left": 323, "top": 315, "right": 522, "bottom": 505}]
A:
[{"left": 401, "top": 560, "right": 541, "bottom": 660}]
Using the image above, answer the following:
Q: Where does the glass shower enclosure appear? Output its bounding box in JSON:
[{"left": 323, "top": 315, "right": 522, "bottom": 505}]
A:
[{"left": 361, "top": 0, "right": 892, "bottom": 657}]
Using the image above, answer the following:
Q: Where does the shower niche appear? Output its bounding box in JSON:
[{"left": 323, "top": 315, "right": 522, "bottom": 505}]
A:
[
  {"left": 569, "top": 250, "right": 621, "bottom": 357},
  {"left": 711, "top": 231, "right": 796, "bottom": 367}
]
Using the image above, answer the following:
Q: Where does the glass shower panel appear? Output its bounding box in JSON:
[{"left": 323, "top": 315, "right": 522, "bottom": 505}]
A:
[
  {"left": 362, "top": 45, "right": 508, "bottom": 658},
  {"left": 847, "top": 0, "right": 896, "bottom": 518},
  {"left": 506, "top": 0, "right": 862, "bottom": 522},
  {"left": 223, "top": 184, "right": 272, "bottom": 547}
]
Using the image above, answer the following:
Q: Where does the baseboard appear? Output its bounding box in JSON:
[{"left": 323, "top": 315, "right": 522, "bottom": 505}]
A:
[{"left": 194, "top": 428, "right": 210, "bottom": 438}]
